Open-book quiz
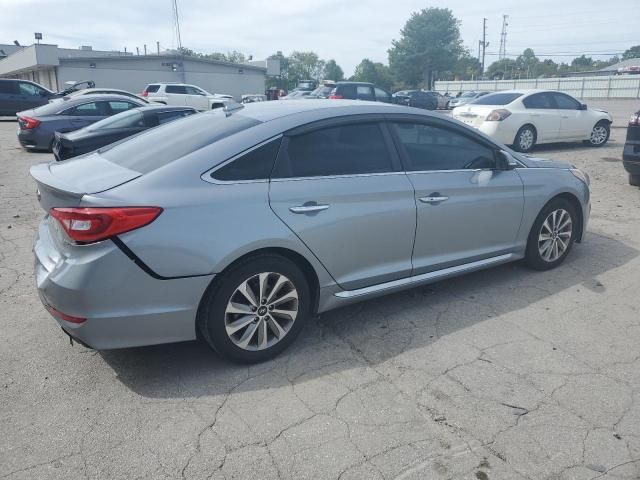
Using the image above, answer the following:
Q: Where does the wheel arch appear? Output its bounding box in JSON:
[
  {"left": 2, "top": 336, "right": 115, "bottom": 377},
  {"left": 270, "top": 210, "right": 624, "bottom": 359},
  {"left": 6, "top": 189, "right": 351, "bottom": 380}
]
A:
[
  {"left": 549, "top": 192, "right": 585, "bottom": 243},
  {"left": 196, "top": 246, "right": 321, "bottom": 340}
]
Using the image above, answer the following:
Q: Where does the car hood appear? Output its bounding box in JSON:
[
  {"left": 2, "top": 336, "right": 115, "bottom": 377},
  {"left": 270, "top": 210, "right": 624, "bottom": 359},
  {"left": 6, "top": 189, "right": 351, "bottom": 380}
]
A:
[{"left": 519, "top": 155, "right": 573, "bottom": 169}]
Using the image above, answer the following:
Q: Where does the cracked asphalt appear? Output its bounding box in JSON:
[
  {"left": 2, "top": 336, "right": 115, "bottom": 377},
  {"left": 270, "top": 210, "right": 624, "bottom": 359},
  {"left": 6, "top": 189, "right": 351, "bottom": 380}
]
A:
[{"left": 1, "top": 116, "right": 640, "bottom": 480}]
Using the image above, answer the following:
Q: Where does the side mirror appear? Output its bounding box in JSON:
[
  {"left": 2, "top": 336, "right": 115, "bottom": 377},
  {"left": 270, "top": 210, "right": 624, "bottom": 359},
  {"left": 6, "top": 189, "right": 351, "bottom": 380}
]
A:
[
  {"left": 498, "top": 150, "right": 519, "bottom": 170},
  {"left": 579, "top": 103, "right": 587, "bottom": 110}
]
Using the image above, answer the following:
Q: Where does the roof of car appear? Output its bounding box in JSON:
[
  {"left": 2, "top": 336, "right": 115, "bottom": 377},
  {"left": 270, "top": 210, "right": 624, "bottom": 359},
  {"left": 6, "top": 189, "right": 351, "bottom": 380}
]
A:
[
  {"left": 336, "top": 81, "right": 374, "bottom": 86},
  {"left": 232, "top": 99, "right": 405, "bottom": 122},
  {"left": 135, "top": 105, "right": 197, "bottom": 112}
]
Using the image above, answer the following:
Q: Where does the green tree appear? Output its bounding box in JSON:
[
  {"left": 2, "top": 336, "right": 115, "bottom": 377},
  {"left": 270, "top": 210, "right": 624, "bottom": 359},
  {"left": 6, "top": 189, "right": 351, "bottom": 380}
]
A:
[
  {"left": 287, "top": 51, "right": 325, "bottom": 87},
  {"left": 534, "top": 59, "right": 559, "bottom": 78},
  {"left": 515, "top": 48, "right": 539, "bottom": 78},
  {"left": 451, "top": 53, "right": 481, "bottom": 80},
  {"left": 486, "top": 58, "right": 517, "bottom": 80},
  {"left": 351, "top": 59, "right": 394, "bottom": 90},
  {"left": 388, "top": 7, "right": 464, "bottom": 89},
  {"left": 571, "top": 55, "right": 594, "bottom": 70},
  {"left": 622, "top": 46, "right": 640, "bottom": 60},
  {"left": 323, "top": 59, "right": 344, "bottom": 81}
]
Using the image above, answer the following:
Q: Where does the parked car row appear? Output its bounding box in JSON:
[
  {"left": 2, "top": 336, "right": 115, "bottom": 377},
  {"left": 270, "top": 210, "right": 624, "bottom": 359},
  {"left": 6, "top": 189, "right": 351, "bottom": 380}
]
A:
[{"left": 141, "top": 83, "right": 233, "bottom": 110}]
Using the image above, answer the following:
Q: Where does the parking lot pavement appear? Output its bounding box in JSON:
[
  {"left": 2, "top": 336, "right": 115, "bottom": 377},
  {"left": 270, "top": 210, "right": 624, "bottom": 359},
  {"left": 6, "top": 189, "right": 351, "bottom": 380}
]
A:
[{"left": 1, "top": 120, "right": 639, "bottom": 480}]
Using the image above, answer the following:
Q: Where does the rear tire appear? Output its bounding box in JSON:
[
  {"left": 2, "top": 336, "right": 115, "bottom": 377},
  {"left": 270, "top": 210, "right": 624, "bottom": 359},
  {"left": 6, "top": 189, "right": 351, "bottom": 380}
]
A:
[
  {"left": 525, "top": 198, "right": 578, "bottom": 271},
  {"left": 513, "top": 125, "right": 537, "bottom": 153},
  {"left": 198, "top": 254, "right": 311, "bottom": 363},
  {"left": 629, "top": 173, "right": 640, "bottom": 186}
]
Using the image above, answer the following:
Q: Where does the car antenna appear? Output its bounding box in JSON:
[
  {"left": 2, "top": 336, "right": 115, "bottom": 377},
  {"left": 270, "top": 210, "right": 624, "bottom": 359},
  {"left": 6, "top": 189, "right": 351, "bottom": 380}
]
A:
[{"left": 223, "top": 102, "right": 244, "bottom": 117}]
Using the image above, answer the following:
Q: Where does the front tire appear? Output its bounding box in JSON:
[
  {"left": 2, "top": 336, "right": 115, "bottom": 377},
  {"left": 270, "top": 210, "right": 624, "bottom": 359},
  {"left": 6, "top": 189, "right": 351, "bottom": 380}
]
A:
[
  {"left": 586, "top": 121, "right": 610, "bottom": 147},
  {"left": 525, "top": 198, "right": 578, "bottom": 271},
  {"left": 198, "top": 254, "right": 311, "bottom": 363},
  {"left": 513, "top": 125, "right": 537, "bottom": 153}
]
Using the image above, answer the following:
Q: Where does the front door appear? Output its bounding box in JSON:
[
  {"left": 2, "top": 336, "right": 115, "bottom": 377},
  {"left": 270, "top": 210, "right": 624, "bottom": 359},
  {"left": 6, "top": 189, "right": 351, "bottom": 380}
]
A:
[
  {"left": 269, "top": 121, "right": 416, "bottom": 290},
  {"left": 389, "top": 120, "right": 525, "bottom": 274},
  {"left": 550, "top": 92, "right": 593, "bottom": 140}
]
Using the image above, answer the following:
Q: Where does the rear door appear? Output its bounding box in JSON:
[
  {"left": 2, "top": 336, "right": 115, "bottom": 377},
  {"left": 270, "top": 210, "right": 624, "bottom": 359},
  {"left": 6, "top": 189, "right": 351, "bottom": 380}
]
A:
[
  {"left": 550, "top": 92, "right": 592, "bottom": 139},
  {"left": 374, "top": 88, "right": 392, "bottom": 104},
  {"left": 355, "top": 85, "right": 375, "bottom": 101},
  {"left": 269, "top": 120, "right": 417, "bottom": 290},
  {"left": 0, "top": 80, "right": 19, "bottom": 115},
  {"left": 521, "top": 92, "right": 560, "bottom": 142},
  {"left": 164, "top": 85, "right": 188, "bottom": 106},
  {"left": 64, "top": 101, "right": 110, "bottom": 130},
  {"left": 389, "top": 119, "right": 524, "bottom": 273}
]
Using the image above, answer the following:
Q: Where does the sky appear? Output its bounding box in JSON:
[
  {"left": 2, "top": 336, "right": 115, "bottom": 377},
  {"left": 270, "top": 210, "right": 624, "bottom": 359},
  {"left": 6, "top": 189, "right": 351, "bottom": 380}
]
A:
[{"left": 0, "top": 0, "right": 636, "bottom": 76}]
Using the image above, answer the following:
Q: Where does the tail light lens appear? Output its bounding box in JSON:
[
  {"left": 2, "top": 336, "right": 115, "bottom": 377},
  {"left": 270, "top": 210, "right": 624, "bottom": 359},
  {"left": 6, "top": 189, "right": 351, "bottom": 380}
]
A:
[
  {"left": 50, "top": 207, "right": 162, "bottom": 244},
  {"left": 141, "top": 90, "right": 148, "bottom": 97},
  {"left": 486, "top": 109, "right": 512, "bottom": 121},
  {"left": 45, "top": 305, "right": 86, "bottom": 324},
  {"left": 629, "top": 113, "right": 640, "bottom": 125},
  {"left": 18, "top": 116, "right": 41, "bottom": 130},
  {"left": 329, "top": 93, "right": 343, "bottom": 99}
]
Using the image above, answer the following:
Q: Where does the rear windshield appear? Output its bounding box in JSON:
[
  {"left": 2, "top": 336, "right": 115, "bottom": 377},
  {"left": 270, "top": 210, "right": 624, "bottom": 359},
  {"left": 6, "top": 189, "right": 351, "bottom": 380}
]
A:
[
  {"left": 461, "top": 91, "right": 476, "bottom": 98},
  {"left": 99, "top": 110, "right": 260, "bottom": 174},
  {"left": 310, "top": 86, "right": 334, "bottom": 97},
  {"left": 145, "top": 84, "right": 160, "bottom": 93},
  {"left": 472, "top": 92, "right": 523, "bottom": 105},
  {"left": 30, "top": 101, "right": 69, "bottom": 116}
]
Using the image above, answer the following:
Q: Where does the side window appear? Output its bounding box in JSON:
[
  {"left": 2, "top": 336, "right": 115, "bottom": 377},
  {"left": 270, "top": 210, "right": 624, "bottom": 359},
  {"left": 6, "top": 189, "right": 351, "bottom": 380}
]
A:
[
  {"left": 552, "top": 93, "right": 580, "bottom": 110},
  {"left": 185, "top": 86, "right": 204, "bottom": 95},
  {"left": 338, "top": 84, "right": 356, "bottom": 99},
  {"left": 391, "top": 122, "right": 497, "bottom": 171},
  {"left": 65, "top": 102, "right": 105, "bottom": 116},
  {"left": 356, "top": 86, "right": 375, "bottom": 101},
  {"left": 18, "top": 82, "right": 44, "bottom": 97},
  {"left": 108, "top": 101, "right": 137, "bottom": 114},
  {"left": 165, "top": 85, "right": 187, "bottom": 94},
  {"left": 273, "top": 123, "right": 393, "bottom": 178},
  {"left": 522, "top": 93, "right": 553, "bottom": 109},
  {"left": 0, "top": 81, "right": 17, "bottom": 94},
  {"left": 374, "top": 88, "right": 391, "bottom": 103},
  {"left": 157, "top": 110, "right": 195, "bottom": 125},
  {"left": 212, "top": 138, "right": 282, "bottom": 181}
]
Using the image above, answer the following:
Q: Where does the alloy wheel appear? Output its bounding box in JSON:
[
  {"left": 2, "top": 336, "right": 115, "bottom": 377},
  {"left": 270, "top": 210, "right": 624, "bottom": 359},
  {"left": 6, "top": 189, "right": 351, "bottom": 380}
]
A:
[
  {"left": 590, "top": 125, "right": 608, "bottom": 145},
  {"left": 519, "top": 129, "right": 534, "bottom": 151},
  {"left": 224, "top": 272, "right": 298, "bottom": 351},
  {"left": 538, "top": 209, "right": 572, "bottom": 262}
]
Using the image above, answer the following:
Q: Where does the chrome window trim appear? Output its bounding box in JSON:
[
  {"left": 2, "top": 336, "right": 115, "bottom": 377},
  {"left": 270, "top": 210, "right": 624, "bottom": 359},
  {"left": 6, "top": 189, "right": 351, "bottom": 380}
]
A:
[
  {"left": 269, "top": 171, "right": 409, "bottom": 182},
  {"left": 201, "top": 134, "right": 284, "bottom": 185}
]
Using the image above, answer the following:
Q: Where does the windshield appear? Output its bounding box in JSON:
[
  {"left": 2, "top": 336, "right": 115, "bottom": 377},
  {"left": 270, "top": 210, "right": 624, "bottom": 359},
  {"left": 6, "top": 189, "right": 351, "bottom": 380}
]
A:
[
  {"left": 100, "top": 110, "right": 260, "bottom": 174},
  {"left": 472, "top": 92, "right": 523, "bottom": 105},
  {"left": 86, "top": 109, "right": 144, "bottom": 131},
  {"left": 461, "top": 91, "right": 476, "bottom": 98}
]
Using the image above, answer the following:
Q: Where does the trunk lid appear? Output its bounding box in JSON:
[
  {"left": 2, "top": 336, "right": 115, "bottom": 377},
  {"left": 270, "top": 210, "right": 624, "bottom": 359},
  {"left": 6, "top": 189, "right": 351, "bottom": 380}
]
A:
[
  {"left": 452, "top": 105, "right": 495, "bottom": 128},
  {"left": 30, "top": 153, "right": 141, "bottom": 210}
]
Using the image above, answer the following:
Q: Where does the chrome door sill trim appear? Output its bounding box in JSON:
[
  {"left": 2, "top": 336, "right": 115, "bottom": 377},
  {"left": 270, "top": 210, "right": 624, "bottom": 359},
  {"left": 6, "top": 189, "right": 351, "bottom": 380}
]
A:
[{"left": 334, "top": 254, "right": 515, "bottom": 299}]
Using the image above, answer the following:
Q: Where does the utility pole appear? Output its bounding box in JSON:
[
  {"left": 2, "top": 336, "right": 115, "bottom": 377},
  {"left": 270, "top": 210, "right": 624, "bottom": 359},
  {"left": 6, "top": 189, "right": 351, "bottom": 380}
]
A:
[
  {"left": 143, "top": 44, "right": 147, "bottom": 55},
  {"left": 499, "top": 15, "right": 509, "bottom": 61},
  {"left": 172, "top": 0, "right": 183, "bottom": 51},
  {"left": 480, "top": 18, "right": 488, "bottom": 78}
]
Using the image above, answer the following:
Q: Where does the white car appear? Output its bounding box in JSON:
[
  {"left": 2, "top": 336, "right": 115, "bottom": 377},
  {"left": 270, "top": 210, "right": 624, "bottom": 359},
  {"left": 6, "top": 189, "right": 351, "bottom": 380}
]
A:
[
  {"left": 452, "top": 89, "right": 612, "bottom": 152},
  {"left": 142, "top": 83, "right": 233, "bottom": 110}
]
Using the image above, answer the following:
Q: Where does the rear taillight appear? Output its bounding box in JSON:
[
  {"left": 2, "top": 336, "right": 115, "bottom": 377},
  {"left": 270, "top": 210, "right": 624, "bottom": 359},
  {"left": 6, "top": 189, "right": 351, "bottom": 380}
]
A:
[
  {"left": 18, "top": 116, "right": 41, "bottom": 129},
  {"left": 486, "top": 109, "right": 512, "bottom": 121},
  {"left": 45, "top": 305, "right": 86, "bottom": 324},
  {"left": 50, "top": 207, "right": 162, "bottom": 244},
  {"left": 329, "top": 93, "right": 343, "bottom": 99},
  {"left": 141, "top": 90, "right": 148, "bottom": 97},
  {"left": 629, "top": 113, "right": 640, "bottom": 125}
]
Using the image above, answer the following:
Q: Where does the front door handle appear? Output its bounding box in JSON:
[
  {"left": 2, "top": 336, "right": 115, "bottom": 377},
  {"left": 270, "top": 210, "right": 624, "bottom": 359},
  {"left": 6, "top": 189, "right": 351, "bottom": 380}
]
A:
[
  {"left": 419, "top": 194, "right": 449, "bottom": 205},
  {"left": 289, "top": 203, "right": 330, "bottom": 214}
]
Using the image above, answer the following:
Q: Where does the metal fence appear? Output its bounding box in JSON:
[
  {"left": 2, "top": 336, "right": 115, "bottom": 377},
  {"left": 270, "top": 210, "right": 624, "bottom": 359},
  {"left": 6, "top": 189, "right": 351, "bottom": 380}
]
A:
[{"left": 434, "top": 75, "right": 640, "bottom": 99}]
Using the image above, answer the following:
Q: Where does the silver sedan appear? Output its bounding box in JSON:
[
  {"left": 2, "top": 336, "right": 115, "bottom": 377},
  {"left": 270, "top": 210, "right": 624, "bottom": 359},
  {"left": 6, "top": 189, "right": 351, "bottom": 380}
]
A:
[{"left": 31, "top": 100, "right": 590, "bottom": 362}]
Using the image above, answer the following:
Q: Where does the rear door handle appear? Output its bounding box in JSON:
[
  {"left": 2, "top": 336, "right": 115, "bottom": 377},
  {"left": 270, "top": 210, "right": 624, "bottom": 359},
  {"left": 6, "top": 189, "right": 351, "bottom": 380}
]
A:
[
  {"left": 419, "top": 195, "right": 449, "bottom": 205},
  {"left": 289, "top": 203, "right": 330, "bottom": 214}
]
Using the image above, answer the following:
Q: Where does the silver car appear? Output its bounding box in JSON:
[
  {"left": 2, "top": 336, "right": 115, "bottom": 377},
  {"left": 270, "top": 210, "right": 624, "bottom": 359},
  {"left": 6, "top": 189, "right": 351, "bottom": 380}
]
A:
[{"left": 31, "top": 100, "right": 591, "bottom": 363}]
